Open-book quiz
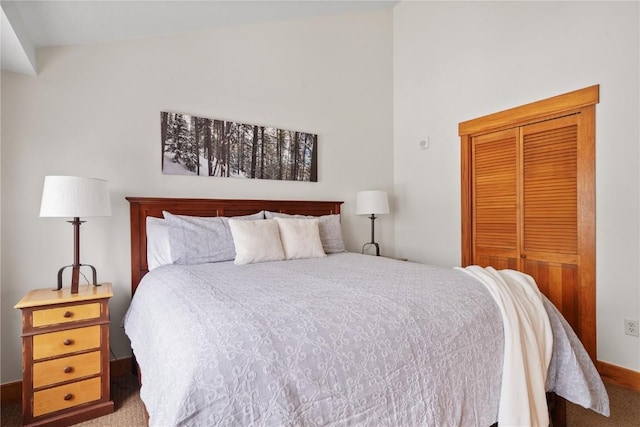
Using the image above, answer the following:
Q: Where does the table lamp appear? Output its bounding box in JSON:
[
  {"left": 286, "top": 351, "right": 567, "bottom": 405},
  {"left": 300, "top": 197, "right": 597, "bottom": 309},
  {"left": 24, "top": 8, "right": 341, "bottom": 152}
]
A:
[
  {"left": 356, "top": 190, "right": 389, "bottom": 256},
  {"left": 39, "top": 176, "right": 111, "bottom": 293}
]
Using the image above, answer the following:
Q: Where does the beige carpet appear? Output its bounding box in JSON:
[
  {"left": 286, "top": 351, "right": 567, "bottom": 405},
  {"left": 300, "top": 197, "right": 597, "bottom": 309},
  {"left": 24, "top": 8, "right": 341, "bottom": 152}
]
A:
[
  {"left": 566, "top": 380, "right": 640, "bottom": 427},
  {"left": 2, "top": 376, "right": 639, "bottom": 426}
]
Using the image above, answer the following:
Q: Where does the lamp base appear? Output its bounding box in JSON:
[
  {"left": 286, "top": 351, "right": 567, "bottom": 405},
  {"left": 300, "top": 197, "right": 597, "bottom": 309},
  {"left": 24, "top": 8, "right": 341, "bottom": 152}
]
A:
[
  {"left": 361, "top": 242, "right": 381, "bottom": 256},
  {"left": 56, "top": 264, "right": 100, "bottom": 293},
  {"left": 361, "top": 214, "right": 381, "bottom": 256}
]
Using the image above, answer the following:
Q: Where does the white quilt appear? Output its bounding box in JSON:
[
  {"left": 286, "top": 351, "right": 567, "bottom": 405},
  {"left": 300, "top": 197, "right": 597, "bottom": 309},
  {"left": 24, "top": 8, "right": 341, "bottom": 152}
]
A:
[{"left": 124, "top": 253, "right": 608, "bottom": 426}]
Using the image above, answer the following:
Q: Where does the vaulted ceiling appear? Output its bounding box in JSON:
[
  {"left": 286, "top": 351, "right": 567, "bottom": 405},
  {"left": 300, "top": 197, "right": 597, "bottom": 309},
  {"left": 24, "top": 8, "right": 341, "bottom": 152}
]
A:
[{"left": 1, "top": 0, "right": 397, "bottom": 76}]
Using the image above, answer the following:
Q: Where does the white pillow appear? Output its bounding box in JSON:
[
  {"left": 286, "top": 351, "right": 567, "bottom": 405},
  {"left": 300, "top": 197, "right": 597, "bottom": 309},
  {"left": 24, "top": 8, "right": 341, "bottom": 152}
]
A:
[
  {"left": 146, "top": 217, "right": 172, "bottom": 270},
  {"left": 228, "top": 219, "right": 285, "bottom": 265},
  {"left": 265, "top": 211, "right": 346, "bottom": 253},
  {"left": 274, "top": 217, "right": 326, "bottom": 260}
]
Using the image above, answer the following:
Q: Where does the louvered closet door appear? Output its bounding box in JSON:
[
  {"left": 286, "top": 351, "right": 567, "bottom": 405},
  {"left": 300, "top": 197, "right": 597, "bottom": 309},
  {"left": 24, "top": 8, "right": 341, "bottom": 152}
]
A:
[
  {"left": 520, "top": 114, "right": 581, "bottom": 333},
  {"left": 460, "top": 85, "right": 598, "bottom": 361},
  {"left": 471, "top": 128, "right": 519, "bottom": 270},
  {"left": 471, "top": 116, "right": 581, "bottom": 332}
]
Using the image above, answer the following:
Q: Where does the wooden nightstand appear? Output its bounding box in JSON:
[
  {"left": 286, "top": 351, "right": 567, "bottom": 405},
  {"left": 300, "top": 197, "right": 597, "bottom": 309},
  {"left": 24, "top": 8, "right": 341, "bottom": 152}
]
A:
[{"left": 14, "top": 283, "right": 114, "bottom": 427}]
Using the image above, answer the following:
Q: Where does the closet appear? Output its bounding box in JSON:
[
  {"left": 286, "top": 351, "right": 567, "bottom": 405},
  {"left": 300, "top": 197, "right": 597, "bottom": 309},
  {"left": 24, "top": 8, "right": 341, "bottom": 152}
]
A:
[{"left": 459, "top": 85, "right": 599, "bottom": 361}]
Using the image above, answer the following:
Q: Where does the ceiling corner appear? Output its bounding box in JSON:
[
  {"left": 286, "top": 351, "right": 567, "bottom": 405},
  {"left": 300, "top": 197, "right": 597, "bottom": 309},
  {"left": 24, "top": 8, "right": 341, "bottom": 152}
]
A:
[{"left": 1, "top": 0, "right": 37, "bottom": 76}]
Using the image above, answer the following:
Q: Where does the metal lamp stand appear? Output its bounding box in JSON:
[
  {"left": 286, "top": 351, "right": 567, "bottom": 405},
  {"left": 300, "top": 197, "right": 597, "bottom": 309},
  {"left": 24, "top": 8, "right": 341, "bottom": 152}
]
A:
[
  {"left": 361, "top": 214, "right": 381, "bottom": 256},
  {"left": 55, "top": 217, "right": 99, "bottom": 293}
]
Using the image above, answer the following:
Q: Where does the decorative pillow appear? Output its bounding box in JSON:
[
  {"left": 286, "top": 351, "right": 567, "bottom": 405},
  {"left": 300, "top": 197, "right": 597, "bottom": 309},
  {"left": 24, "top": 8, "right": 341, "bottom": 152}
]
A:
[
  {"left": 274, "top": 217, "right": 326, "bottom": 260},
  {"left": 146, "top": 217, "right": 172, "bottom": 270},
  {"left": 265, "top": 211, "right": 346, "bottom": 254},
  {"left": 163, "top": 212, "right": 236, "bottom": 265},
  {"left": 228, "top": 219, "right": 285, "bottom": 265}
]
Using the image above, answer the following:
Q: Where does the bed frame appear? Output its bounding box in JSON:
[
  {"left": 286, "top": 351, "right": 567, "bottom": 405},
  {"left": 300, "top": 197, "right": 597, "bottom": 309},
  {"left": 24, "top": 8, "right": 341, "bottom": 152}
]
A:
[
  {"left": 125, "top": 196, "right": 566, "bottom": 427},
  {"left": 126, "top": 196, "right": 343, "bottom": 294}
]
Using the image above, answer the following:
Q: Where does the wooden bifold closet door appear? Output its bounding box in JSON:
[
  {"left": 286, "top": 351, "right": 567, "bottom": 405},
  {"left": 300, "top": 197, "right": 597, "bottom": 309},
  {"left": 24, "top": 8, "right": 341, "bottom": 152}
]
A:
[{"left": 459, "top": 85, "right": 598, "bottom": 361}]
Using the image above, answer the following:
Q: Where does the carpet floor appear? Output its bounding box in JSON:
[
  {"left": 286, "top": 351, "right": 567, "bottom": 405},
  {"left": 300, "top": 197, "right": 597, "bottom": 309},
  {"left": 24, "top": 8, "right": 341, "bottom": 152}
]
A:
[{"left": 2, "top": 375, "right": 638, "bottom": 426}]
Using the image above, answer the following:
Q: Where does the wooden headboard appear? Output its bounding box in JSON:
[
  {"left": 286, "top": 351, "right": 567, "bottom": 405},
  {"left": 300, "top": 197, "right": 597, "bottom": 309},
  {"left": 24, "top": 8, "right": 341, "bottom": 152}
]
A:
[{"left": 126, "top": 197, "right": 343, "bottom": 295}]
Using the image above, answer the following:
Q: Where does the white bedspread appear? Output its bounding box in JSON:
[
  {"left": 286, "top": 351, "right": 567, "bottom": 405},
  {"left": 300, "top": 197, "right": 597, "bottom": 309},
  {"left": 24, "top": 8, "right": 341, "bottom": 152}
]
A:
[
  {"left": 124, "top": 253, "right": 608, "bottom": 426},
  {"left": 458, "top": 266, "right": 552, "bottom": 427}
]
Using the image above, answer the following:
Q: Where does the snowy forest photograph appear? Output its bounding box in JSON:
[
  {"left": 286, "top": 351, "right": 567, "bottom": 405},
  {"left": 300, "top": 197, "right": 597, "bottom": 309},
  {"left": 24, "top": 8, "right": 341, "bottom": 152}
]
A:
[{"left": 161, "top": 112, "right": 318, "bottom": 182}]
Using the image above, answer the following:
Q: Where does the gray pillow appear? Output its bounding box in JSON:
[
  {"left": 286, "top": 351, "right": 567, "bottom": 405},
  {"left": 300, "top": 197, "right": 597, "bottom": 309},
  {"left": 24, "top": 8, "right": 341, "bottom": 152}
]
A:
[
  {"left": 163, "top": 211, "right": 264, "bottom": 265},
  {"left": 264, "top": 211, "right": 346, "bottom": 254}
]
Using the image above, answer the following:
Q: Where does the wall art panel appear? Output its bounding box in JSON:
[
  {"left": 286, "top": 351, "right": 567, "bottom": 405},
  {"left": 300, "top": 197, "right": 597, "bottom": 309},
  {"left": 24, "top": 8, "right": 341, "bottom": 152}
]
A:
[{"left": 161, "top": 111, "right": 318, "bottom": 182}]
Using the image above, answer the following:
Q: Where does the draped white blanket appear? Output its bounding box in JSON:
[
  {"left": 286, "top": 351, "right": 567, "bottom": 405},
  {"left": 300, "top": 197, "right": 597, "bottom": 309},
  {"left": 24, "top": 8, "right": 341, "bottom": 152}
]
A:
[{"left": 458, "top": 266, "right": 553, "bottom": 427}]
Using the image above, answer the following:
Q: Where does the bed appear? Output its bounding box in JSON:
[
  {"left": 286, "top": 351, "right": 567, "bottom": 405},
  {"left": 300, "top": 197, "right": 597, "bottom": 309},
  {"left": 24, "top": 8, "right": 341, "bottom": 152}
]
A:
[{"left": 123, "top": 197, "right": 609, "bottom": 426}]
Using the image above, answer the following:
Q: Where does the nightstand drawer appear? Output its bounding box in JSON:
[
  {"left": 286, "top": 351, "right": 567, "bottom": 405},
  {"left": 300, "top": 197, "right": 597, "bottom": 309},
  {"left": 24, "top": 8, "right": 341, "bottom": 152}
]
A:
[
  {"left": 32, "top": 303, "right": 101, "bottom": 327},
  {"left": 33, "top": 351, "right": 101, "bottom": 389},
  {"left": 33, "top": 377, "right": 101, "bottom": 417},
  {"left": 32, "top": 325, "right": 101, "bottom": 360}
]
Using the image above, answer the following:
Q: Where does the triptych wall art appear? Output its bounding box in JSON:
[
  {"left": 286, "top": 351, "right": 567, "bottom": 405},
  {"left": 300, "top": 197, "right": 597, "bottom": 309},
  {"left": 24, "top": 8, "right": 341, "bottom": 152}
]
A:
[{"left": 161, "top": 112, "right": 318, "bottom": 182}]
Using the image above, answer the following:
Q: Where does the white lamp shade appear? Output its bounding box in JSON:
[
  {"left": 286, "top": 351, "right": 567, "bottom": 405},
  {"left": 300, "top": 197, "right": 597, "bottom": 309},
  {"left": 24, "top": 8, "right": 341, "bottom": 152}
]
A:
[
  {"left": 356, "top": 190, "right": 389, "bottom": 215},
  {"left": 40, "top": 176, "right": 112, "bottom": 218}
]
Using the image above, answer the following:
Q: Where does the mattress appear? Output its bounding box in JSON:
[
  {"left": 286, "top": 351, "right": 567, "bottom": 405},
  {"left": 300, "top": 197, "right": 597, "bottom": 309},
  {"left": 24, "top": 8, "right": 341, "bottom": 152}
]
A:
[{"left": 124, "top": 253, "right": 608, "bottom": 426}]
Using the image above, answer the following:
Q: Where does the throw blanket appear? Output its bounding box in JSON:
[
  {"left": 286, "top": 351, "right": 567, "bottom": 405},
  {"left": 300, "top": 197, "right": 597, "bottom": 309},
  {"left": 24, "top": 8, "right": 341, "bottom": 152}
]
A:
[{"left": 458, "top": 266, "right": 553, "bottom": 427}]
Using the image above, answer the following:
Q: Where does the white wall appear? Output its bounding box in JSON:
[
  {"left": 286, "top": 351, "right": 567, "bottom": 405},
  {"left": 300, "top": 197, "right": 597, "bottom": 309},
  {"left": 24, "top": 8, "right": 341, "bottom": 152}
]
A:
[
  {"left": 0, "top": 9, "right": 394, "bottom": 383},
  {"left": 393, "top": 1, "right": 639, "bottom": 371}
]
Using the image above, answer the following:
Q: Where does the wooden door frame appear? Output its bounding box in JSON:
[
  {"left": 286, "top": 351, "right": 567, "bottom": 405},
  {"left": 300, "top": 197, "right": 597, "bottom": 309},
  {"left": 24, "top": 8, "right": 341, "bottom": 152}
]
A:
[{"left": 458, "top": 85, "right": 599, "bottom": 360}]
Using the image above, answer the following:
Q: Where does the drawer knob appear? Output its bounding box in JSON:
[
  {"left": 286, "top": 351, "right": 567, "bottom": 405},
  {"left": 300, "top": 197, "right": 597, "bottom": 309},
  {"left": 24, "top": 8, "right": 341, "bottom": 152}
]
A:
[
  {"left": 63, "top": 366, "right": 73, "bottom": 374},
  {"left": 63, "top": 311, "right": 73, "bottom": 318},
  {"left": 63, "top": 339, "right": 73, "bottom": 346},
  {"left": 63, "top": 393, "right": 73, "bottom": 401}
]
